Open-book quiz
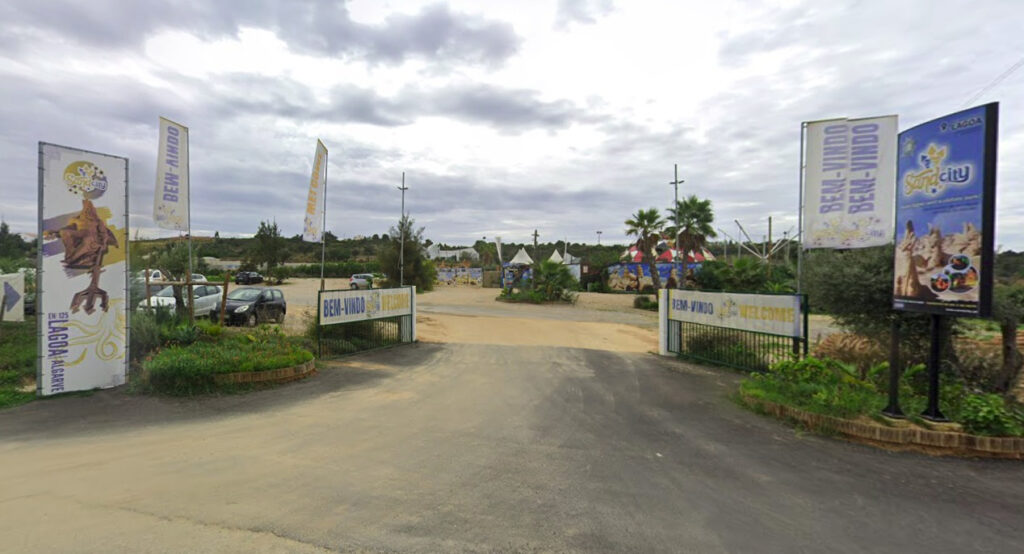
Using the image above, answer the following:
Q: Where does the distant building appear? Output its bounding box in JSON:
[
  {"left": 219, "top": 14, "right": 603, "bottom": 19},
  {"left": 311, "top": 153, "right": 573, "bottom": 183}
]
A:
[
  {"left": 426, "top": 244, "right": 480, "bottom": 261},
  {"left": 201, "top": 257, "right": 242, "bottom": 271}
]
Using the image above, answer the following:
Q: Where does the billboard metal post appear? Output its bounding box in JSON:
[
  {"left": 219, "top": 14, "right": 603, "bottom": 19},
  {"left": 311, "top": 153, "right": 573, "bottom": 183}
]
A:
[
  {"left": 882, "top": 317, "right": 905, "bottom": 418},
  {"left": 316, "top": 289, "right": 322, "bottom": 359},
  {"left": 922, "top": 314, "right": 948, "bottom": 421}
]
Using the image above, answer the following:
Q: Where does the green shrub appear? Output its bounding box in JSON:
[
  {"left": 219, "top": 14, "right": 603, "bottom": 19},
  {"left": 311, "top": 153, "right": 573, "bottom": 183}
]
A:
[
  {"left": 130, "top": 311, "right": 163, "bottom": 361},
  {"left": 195, "top": 318, "right": 224, "bottom": 339},
  {"left": 533, "top": 261, "right": 579, "bottom": 303},
  {"left": 633, "top": 295, "right": 658, "bottom": 310},
  {"left": 956, "top": 343, "right": 1005, "bottom": 393},
  {"left": 740, "top": 357, "right": 883, "bottom": 418},
  {"left": 159, "top": 323, "right": 201, "bottom": 347},
  {"left": 958, "top": 394, "right": 1024, "bottom": 436},
  {"left": 144, "top": 326, "right": 313, "bottom": 395},
  {"left": 685, "top": 332, "right": 771, "bottom": 372},
  {"left": 496, "top": 286, "right": 547, "bottom": 304}
]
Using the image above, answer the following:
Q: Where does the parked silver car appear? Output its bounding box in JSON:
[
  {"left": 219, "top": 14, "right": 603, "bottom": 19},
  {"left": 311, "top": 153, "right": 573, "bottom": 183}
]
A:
[
  {"left": 137, "top": 284, "right": 224, "bottom": 318},
  {"left": 349, "top": 273, "right": 374, "bottom": 289}
]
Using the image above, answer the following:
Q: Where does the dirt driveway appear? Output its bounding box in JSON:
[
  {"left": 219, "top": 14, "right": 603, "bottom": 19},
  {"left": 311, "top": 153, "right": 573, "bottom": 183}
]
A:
[
  {"left": 3, "top": 284, "right": 1024, "bottom": 552},
  {"left": 275, "top": 280, "right": 659, "bottom": 351}
]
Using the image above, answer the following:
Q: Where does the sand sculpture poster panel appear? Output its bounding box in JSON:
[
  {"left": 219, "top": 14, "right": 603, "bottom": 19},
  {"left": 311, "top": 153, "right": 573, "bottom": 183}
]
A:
[
  {"left": 892, "top": 103, "right": 998, "bottom": 316},
  {"left": 436, "top": 267, "right": 483, "bottom": 286},
  {"left": 606, "top": 263, "right": 689, "bottom": 291},
  {"left": 38, "top": 143, "right": 129, "bottom": 395}
]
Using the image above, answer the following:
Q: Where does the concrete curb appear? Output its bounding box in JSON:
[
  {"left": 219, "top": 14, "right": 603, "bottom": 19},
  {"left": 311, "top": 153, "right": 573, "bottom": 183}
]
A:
[
  {"left": 741, "top": 393, "right": 1024, "bottom": 459},
  {"left": 213, "top": 360, "right": 317, "bottom": 385}
]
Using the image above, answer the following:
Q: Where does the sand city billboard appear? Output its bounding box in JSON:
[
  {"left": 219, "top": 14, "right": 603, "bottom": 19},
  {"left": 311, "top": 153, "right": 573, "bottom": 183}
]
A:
[
  {"left": 38, "top": 143, "right": 129, "bottom": 395},
  {"left": 892, "top": 103, "right": 998, "bottom": 317}
]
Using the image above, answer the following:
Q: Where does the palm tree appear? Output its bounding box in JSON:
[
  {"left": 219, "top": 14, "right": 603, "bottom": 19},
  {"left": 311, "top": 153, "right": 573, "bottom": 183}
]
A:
[
  {"left": 625, "top": 208, "right": 665, "bottom": 290},
  {"left": 666, "top": 194, "right": 717, "bottom": 261}
]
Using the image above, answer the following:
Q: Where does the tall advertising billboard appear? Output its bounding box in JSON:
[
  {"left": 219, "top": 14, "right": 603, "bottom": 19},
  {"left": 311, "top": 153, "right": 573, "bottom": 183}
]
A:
[
  {"left": 38, "top": 143, "right": 129, "bottom": 395},
  {"left": 302, "top": 139, "right": 328, "bottom": 242},
  {"left": 892, "top": 103, "right": 998, "bottom": 316},
  {"left": 803, "top": 115, "right": 897, "bottom": 249},
  {"left": 154, "top": 117, "right": 189, "bottom": 231}
]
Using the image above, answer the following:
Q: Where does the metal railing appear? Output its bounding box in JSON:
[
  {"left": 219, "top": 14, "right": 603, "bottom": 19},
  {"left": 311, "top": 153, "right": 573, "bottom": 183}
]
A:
[
  {"left": 318, "top": 315, "right": 406, "bottom": 359},
  {"left": 666, "top": 294, "right": 809, "bottom": 372},
  {"left": 670, "top": 321, "right": 807, "bottom": 371}
]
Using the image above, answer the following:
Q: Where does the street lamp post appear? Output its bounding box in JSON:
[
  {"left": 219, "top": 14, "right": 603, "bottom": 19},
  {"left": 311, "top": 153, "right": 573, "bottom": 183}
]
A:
[
  {"left": 669, "top": 164, "right": 684, "bottom": 288},
  {"left": 398, "top": 172, "right": 409, "bottom": 287},
  {"left": 596, "top": 230, "right": 602, "bottom": 245}
]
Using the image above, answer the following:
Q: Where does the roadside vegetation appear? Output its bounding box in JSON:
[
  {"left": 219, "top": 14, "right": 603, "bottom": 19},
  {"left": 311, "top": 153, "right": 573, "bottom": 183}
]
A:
[
  {"left": 740, "top": 357, "right": 1024, "bottom": 437},
  {"left": 129, "top": 309, "right": 314, "bottom": 395},
  {"left": 633, "top": 295, "right": 658, "bottom": 311},
  {"left": 498, "top": 260, "right": 579, "bottom": 304},
  {"left": 0, "top": 318, "right": 36, "bottom": 409},
  {"left": 141, "top": 324, "right": 312, "bottom": 396},
  {"left": 378, "top": 215, "right": 437, "bottom": 291},
  {"left": 734, "top": 244, "right": 1024, "bottom": 438}
]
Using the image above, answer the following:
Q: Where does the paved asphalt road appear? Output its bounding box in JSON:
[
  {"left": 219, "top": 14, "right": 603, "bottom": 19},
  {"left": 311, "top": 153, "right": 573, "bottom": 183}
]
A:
[{"left": 2, "top": 341, "right": 1024, "bottom": 551}]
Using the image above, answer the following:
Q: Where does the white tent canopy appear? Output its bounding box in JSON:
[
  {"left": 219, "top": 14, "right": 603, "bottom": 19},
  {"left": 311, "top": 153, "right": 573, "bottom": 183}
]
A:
[
  {"left": 548, "top": 250, "right": 563, "bottom": 263},
  {"left": 508, "top": 247, "right": 534, "bottom": 265}
]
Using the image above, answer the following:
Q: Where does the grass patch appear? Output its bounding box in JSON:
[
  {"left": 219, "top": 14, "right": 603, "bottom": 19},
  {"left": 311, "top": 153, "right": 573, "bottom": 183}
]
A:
[
  {"left": 144, "top": 326, "right": 313, "bottom": 396},
  {"left": 0, "top": 318, "right": 36, "bottom": 409}
]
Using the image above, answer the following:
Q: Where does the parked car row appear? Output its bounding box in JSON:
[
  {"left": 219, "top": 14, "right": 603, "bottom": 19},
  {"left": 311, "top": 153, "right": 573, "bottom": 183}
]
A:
[
  {"left": 136, "top": 284, "right": 224, "bottom": 318},
  {"left": 136, "top": 285, "right": 286, "bottom": 327},
  {"left": 136, "top": 270, "right": 207, "bottom": 283},
  {"left": 235, "top": 271, "right": 263, "bottom": 284}
]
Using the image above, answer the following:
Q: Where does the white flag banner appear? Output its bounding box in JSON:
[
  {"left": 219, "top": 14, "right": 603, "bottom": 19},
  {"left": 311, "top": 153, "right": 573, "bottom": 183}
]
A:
[
  {"left": 803, "top": 115, "right": 897, "bottom": 249},
  {"left": 38, "top": 143, "right": 129, "bottom": 395},
  {"left": 302, "top": 139, "right": 328, "bottom": 242},
  {"left": 495, "top": 236, "right": 503, "bottom": 264},
  {"left": 154, "top": 117, "right": 189, "bottom": 231}
]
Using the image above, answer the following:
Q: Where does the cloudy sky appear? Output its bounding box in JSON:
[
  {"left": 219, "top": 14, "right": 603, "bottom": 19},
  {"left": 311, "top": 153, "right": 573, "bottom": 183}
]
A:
[{"left": 2, "top": 0, "right": 1023, "bottom": 248}]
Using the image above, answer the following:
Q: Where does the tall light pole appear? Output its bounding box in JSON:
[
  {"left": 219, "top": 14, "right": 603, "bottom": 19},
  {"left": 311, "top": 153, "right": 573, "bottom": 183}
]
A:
[
  {"left": 669, "top": 164, "right": 684, "bottom": 288},
  {"left": 398, "top": 172, "right": 408, "bottom": 287},
  {"left": 669, "top": 164, "right": 684, "bottom": 250},
  {"left": 596, "top": 230, "right": 602, "bottom": 245}
]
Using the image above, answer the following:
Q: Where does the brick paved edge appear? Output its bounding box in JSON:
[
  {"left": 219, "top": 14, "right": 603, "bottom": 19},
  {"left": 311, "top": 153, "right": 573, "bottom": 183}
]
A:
[
  {"left": 213, "top": 360, "right": 317, "bottom": 385},
  {"left": 740, "top": 393, "right": 1024, "bottom": 459}
]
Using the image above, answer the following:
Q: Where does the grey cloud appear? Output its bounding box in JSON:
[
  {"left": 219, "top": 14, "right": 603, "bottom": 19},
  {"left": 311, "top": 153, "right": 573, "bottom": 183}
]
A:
[
  {"left": 555, "top": 0, "right": 614, "bottom": 29},
  {"left": 0, "top": 1, "right": 520, "bottom": 66},
  {"left": 417, "top": 84, "right": 593, "bottom": 131},
  {"left": 361, "top": 5, "right": 519, "bottom": 65},
  {"left": 199, "top": 76, "right": 593, "bottom": 132}
]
